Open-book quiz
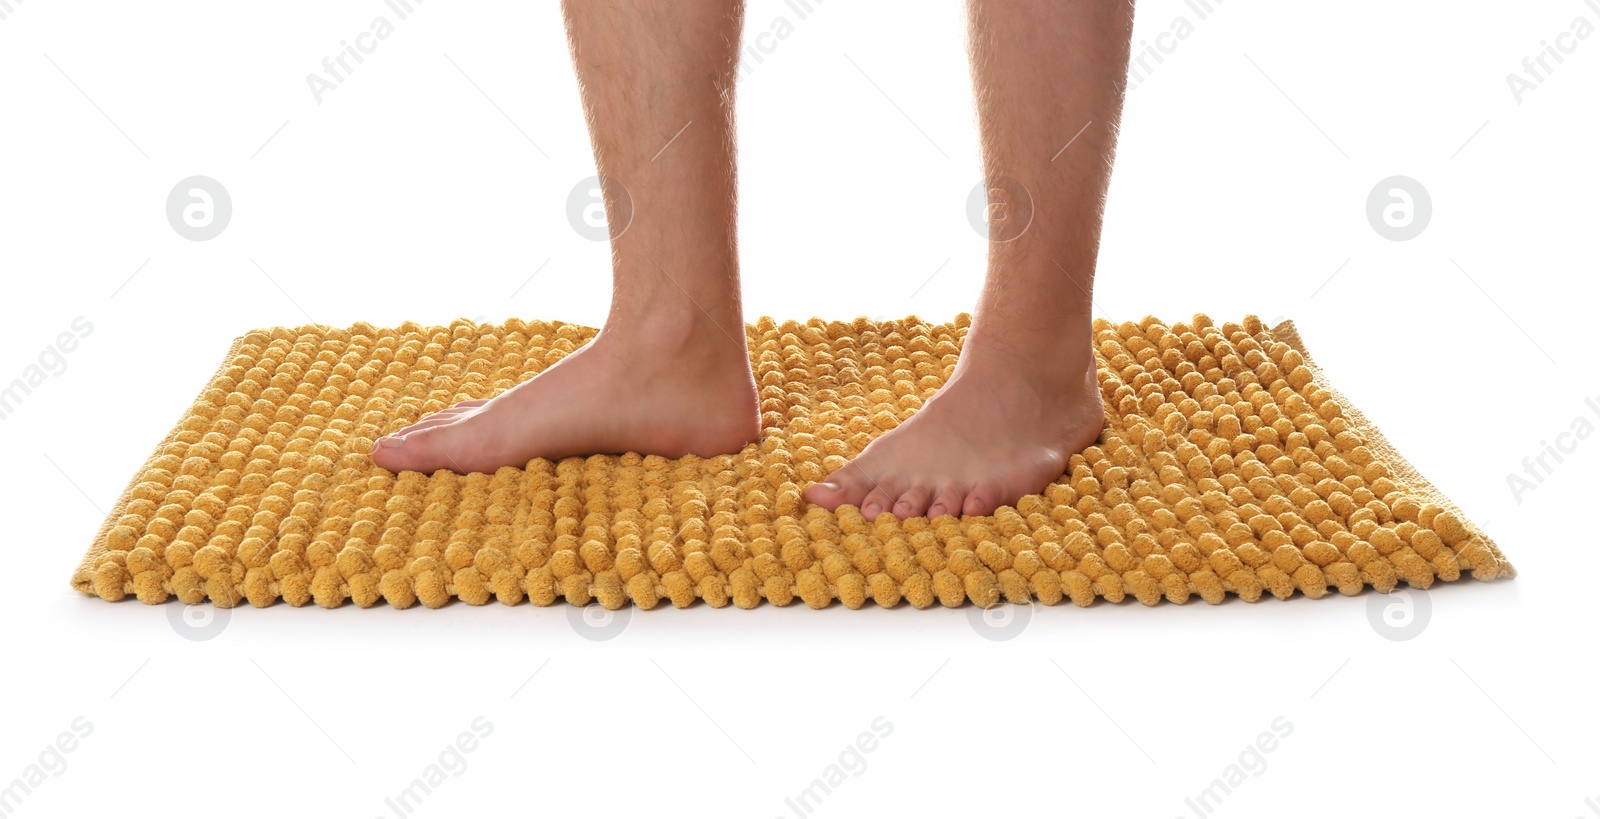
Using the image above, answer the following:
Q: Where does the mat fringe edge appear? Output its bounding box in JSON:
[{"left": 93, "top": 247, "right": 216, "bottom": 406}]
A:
[
  {"left": 1270, "top": 319, "right": 1514, "bottom": 578},
  {"left": 70, "top": 335, "right": 248, "bottom": 597}
]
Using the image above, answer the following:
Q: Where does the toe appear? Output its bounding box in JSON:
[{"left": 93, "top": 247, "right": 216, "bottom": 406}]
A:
[
  {"left": 927, "top": 488, "right": 966, "bottom": 520},
  {"left": 390, "top": 411, "right": 466, "bottom": 437},
  {"left": 892, "top": 486, "right": 934, "bottom": 519},
  {"left": 803, "top": 463, "right": 878, "bottom": 512},
  {"left": 371, "top": 433, "right": 410, "bottom": 472},
  {"left": 383, "top": 404, "right": 477, "bottom": 438},
  {"left": 860, "top": 488, "right": 896, "bottom": 521},
  {"left": 372, "top": 425, "right": 457, "bottom": 474},
  {"left": 961, "top": 485, "right": 1002, "bottom": 517}
]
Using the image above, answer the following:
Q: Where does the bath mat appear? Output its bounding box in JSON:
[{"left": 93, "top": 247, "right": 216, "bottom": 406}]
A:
[{"left": 71, "top": 314, "right": 1513, "bottom": 610}]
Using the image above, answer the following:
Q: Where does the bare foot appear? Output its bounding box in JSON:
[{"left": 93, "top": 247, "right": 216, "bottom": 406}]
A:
[
  {"left": 803, "top": 335, "right": 1104, "bottom": 518},
  {"left": 371, "top": 316, "right": 759, "bottom": 474}
]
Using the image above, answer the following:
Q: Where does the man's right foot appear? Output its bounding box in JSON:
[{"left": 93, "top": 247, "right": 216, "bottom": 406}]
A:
[{"left": 371, "top": 314, "right": 759, "bottom": 474}]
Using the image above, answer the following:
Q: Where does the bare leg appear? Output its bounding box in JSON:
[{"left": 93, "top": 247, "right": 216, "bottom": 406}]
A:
[
  {"left": 375, "top": 0, "right": 757, "bottom": 474},
  {"left": 805, "top": 0, "right": 1133, "bottom": 518}
]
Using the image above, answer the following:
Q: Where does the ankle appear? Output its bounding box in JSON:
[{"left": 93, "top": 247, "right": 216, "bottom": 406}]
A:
[
  {"left": 597, "top": 301, "right": 747, "bottom": 363},
  {"left": 962, "top": 320, "right": 1094, "bottom": 382}
]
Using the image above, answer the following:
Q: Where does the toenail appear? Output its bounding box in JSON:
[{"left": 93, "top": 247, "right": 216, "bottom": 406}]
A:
[
  {"left": 929, "top": 505, "right": 946, "bottom": 517},
  {"left": 863, "top": 503, "right": 881, "bottom": 516},
  {"left": 378, "top": 436, "right": 404, "bottom": 448},
  {"left": 820, "top": 480, "right": 839, "bottom": 491}
]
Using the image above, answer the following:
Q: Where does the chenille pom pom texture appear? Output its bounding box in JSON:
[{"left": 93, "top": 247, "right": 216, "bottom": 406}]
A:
[{"left": 70, "top": 314, "right": 1513, "bottom": 611}]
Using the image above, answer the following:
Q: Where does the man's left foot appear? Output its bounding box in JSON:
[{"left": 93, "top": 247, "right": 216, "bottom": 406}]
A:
[{"left": 803, "top": 335, "right": 1104, "bottom": 519}]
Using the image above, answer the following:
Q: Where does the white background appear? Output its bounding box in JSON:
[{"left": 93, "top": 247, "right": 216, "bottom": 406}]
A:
[{"left": 2, "top": 1, "right": 1597, "bottom": 816}]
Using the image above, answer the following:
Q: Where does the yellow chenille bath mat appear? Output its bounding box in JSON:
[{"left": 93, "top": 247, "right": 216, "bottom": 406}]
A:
[{"left": 71, "top": 314, "right": 1513, "bottom": 610}]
